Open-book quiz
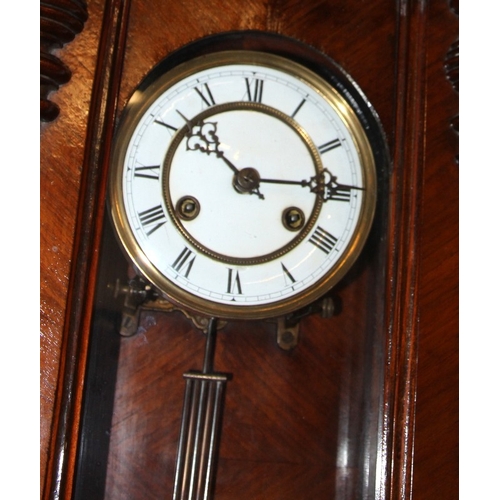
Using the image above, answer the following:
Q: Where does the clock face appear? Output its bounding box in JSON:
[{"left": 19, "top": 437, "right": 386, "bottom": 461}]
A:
[{"left": 109, "top": 50, "right": 377, "bottom": 319}]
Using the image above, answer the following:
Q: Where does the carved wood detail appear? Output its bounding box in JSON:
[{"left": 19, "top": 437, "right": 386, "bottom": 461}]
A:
[
  {"left": 40, "top": 0, "right": 88, "bottom": 121},
  {"left": 445, "top": 40, "right": 459, "bottom": 93},
  {"left": 445, "top": 1, "right": 458, "bottom": 161},
  {"left": 449, "top": 0, "right": 458, "bottom": 16}
]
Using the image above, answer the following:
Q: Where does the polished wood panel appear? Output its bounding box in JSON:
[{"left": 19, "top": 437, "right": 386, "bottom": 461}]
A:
[
  {"left": 413, "top": 1, "right": 458, "bottom": 498},
  {"left": 40, "top": 0, "right": 458, "bottom": 498},
  {"left": 42, "top": 1, "right": 131, "bottom": 497},
  {"left": 40, "top": 1, "right": 104, "bottom": 492}
]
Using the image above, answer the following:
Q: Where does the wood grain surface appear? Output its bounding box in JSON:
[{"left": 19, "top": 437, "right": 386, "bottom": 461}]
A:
[
  {"left": 40, "top": 0, "right": 458, "bottom": 498},
  {"left": 40, "top": 1, "right": 105, "bottom": 491},
  {"left": 413, "top": 1, "right": 459, "bottom": 498}
]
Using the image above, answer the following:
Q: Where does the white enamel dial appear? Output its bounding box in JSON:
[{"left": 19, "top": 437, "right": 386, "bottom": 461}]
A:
[{"left": 109, "top": 51, "right": 377, "bottom": 319}]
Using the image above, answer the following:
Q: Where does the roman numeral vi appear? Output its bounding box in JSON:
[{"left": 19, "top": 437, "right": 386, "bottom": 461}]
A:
[{"left": 226, "top": 268, "right": 243, "bottom": 294}]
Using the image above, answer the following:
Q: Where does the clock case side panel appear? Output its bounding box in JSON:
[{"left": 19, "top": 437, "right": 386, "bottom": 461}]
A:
[
  {"left": 42, "top": 0, "right": 133, "bottom": 499},
  {"left": 412, "top": 1, "right": 458, "bottom": 498},
  {"left": 380, "top": 1, "right": 428, "bottom": 499}
]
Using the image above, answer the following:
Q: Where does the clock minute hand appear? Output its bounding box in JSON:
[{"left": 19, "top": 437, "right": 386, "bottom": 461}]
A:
[
  {"left": 259, "top": 178, "right": 306, "bottom": 186},
  {"left": 259, "top": 168, "right": 365, "bottom": 202}
]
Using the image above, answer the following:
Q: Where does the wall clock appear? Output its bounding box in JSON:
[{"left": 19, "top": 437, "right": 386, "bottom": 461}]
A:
[
  {"left": 42, "top": 0, "right": 449, "bottom": 498},
  {"left": 101, "top": 32, "right": 386, "bottom": 499},
  {"left": 108, "top": 38, "right": 379, "bottom": 321}
]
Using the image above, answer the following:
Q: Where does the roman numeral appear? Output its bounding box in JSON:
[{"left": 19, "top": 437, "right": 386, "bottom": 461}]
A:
[
  {"left": 291, "top": 98, "right": 306, "bottom": 118},
  {"left": 172, "top": 247, "right": 196, "bottom": 278},
  {"left": 281, "top": 262, "right": 296, "bottom": 287},
  {"left": 138, "top": 205, "right": 167, "bottom": 236},
  {"left": 154, "top": 119, "right": 178, "bottom": 133},
  {"left": 318, "top": 139, "right": 341, "bottom": 154},
  {"left": 309, "top": 226, "right": 338, "bottom": 254},
  {"left": 134, "top": 165, "right": 160, "bottom": 180},
  {"left": 194, "top": 83, "right": 216, "bottom": 107},
  {"left": 226, "top": 268, "right": 242, "bottom": 295},
  {"left": 330, "top": 186, "right": 351, "bottom": 202},
  {"left": 245, "top": 77, "right": 264, "bottom": 103}
]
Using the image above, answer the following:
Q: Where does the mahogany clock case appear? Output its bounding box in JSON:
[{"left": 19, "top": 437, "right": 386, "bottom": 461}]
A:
[
  {"left": 41, "top": 0, "right": 458, "bottom": 499},
  {"left": 73, "top": 30, "right": 390, "bottom": 500}
]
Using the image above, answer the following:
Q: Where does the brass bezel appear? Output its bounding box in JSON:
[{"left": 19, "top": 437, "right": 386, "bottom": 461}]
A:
[{"left": 109, "top": 50, "right": 377, "bottom": 320}]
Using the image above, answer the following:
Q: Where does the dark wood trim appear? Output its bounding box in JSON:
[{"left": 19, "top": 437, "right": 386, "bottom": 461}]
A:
[
  {"left": 382, "top": 1, "right": 427, "bottom": 498},
  {"left": 42, "top": 0, "right": 132, "bottom": 497}
]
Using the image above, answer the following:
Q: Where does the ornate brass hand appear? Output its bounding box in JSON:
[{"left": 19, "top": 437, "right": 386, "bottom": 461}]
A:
[
  {"left": 259, "top": 168, "right": 364, "bottom": 202},
  {"left": 182, "top": 113, "right": 264, "bottom": 199}
]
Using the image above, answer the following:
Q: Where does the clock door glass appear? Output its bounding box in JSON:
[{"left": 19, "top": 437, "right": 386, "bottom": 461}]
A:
[{"left": 73, "top": 30, "right": 390, "bottom": 500}]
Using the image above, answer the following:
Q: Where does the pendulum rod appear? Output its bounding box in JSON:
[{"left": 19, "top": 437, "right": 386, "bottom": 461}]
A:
[{"left": 172, "top": 317, "right": 230, "bottom": 500}]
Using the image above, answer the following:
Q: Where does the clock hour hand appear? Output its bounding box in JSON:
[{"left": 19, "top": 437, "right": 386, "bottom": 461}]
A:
[
  {"left": 259, "top": 168, "right": 365, "bottom": 202},
  {"left": 180, "top": 111, "right": 223, "bottom": 158},
  {"left": 182, "top": 114, "right": 264, "bottom": 199}
]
